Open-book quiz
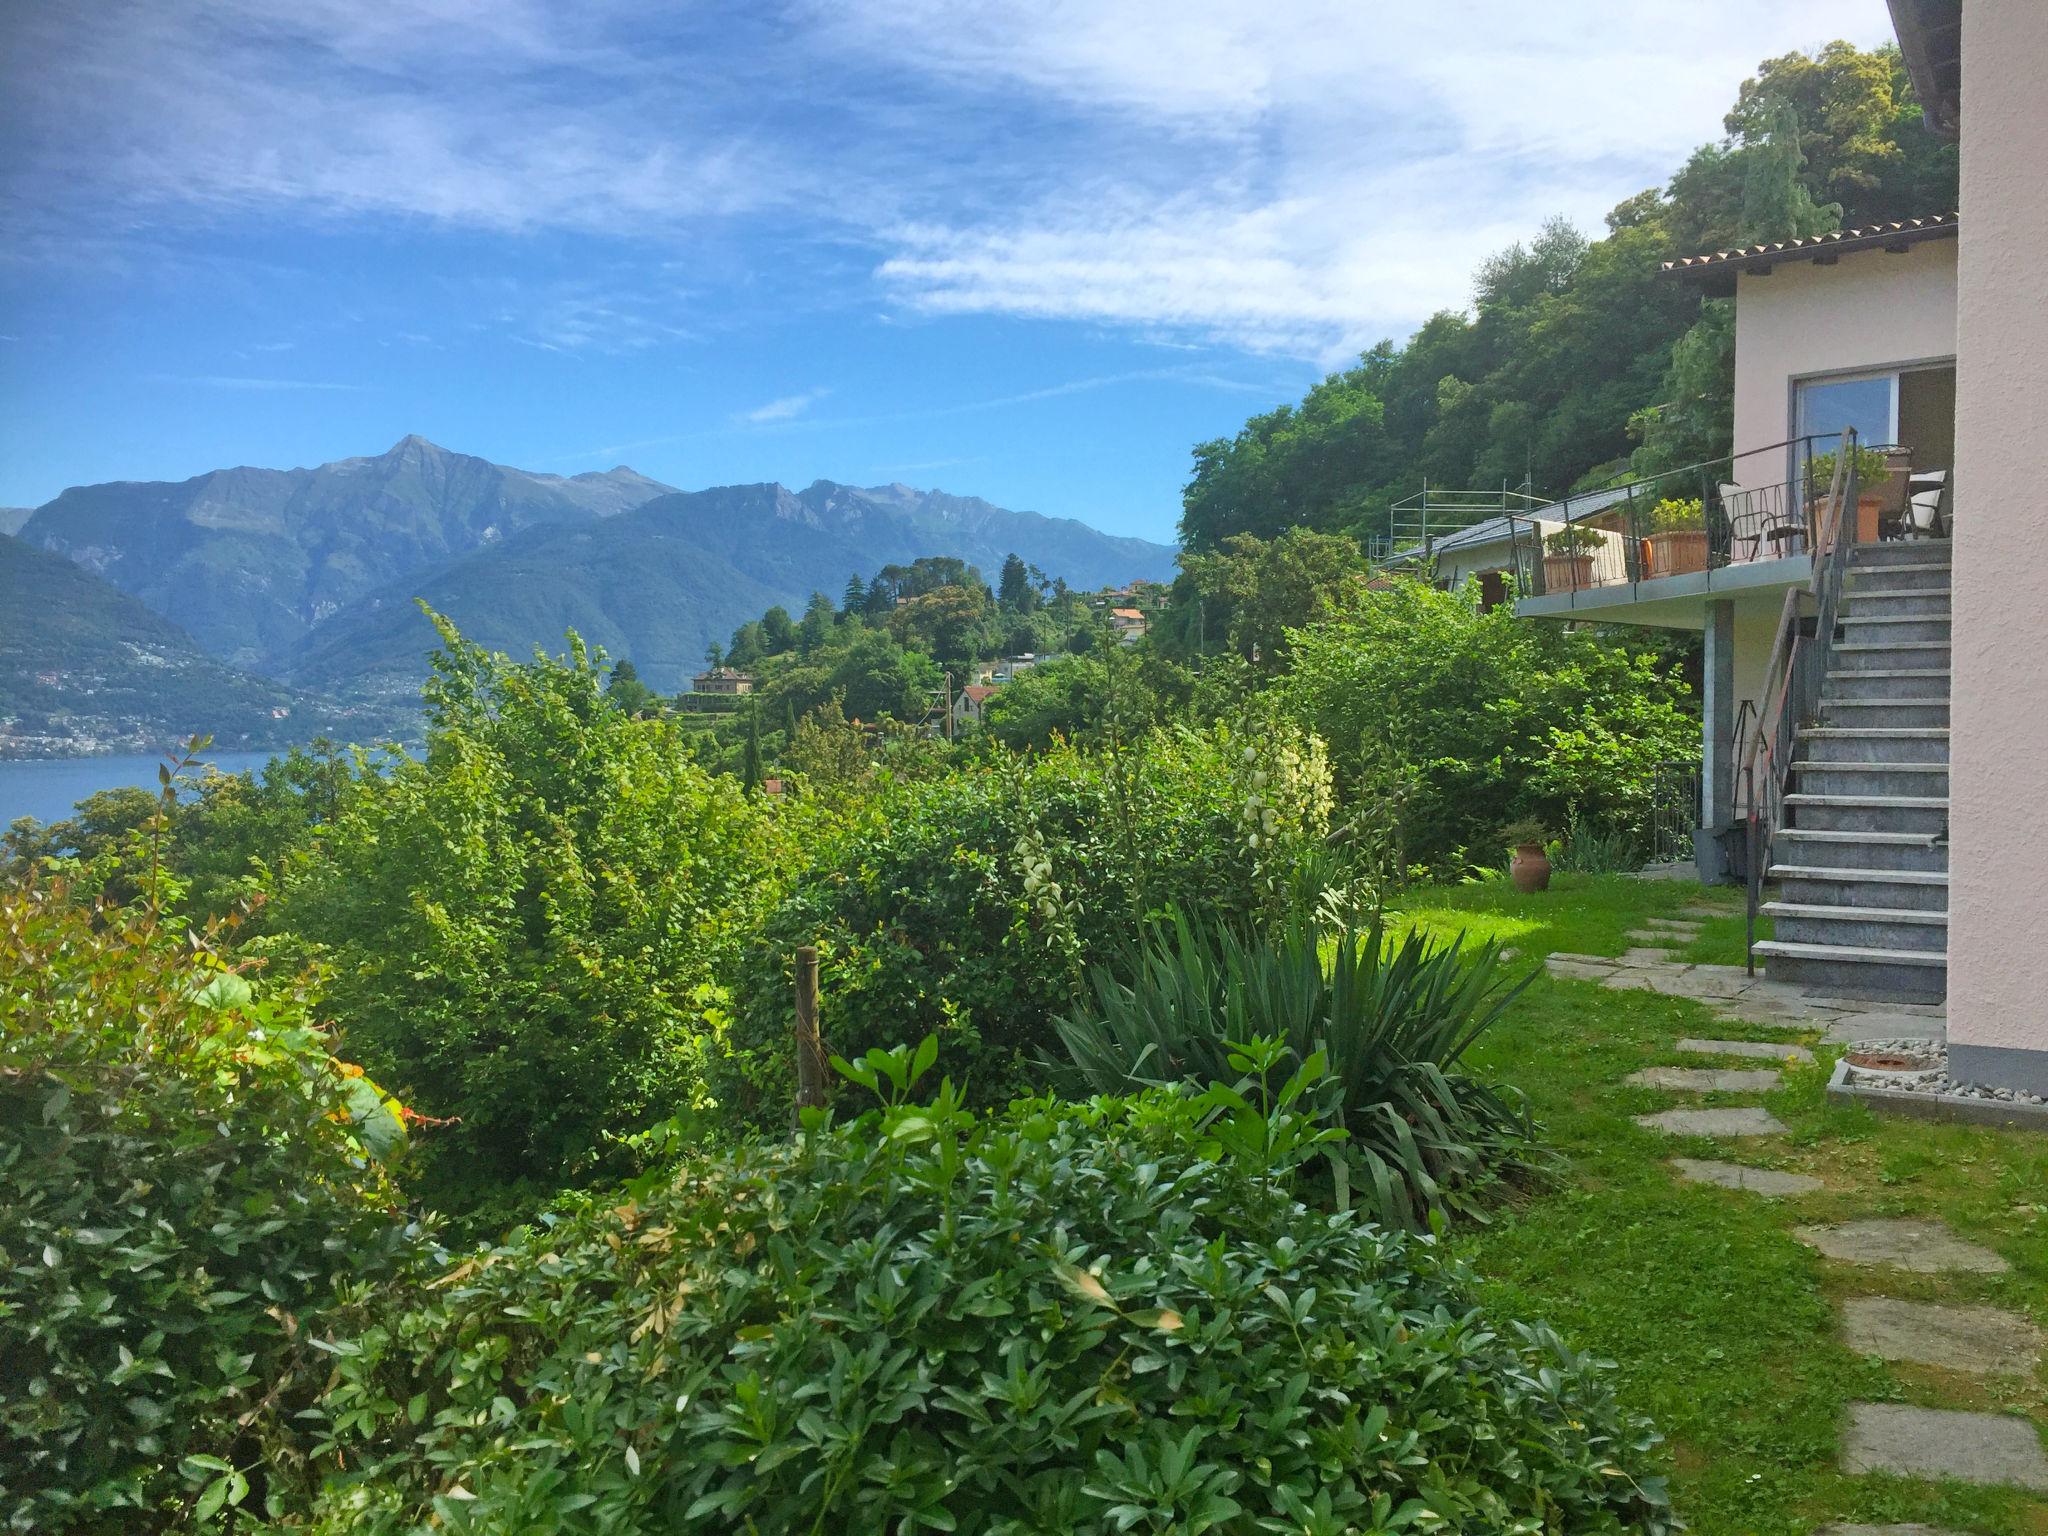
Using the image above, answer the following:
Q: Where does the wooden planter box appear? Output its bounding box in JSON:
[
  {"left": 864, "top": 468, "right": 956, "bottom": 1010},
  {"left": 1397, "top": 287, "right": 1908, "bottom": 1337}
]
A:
[
  {"left": 1542, "top": 553, "right": 1595, "bottom": 591},
  {"left": 1645, "top": 529, "right": 1709, "bottom": 577}
]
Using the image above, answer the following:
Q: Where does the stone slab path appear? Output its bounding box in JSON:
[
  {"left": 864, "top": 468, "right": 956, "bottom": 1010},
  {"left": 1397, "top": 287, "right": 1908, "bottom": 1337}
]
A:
[
  {"left": 1840, "top": 1296, "right": 2043, "bottom": 1375},
  {"left": 1635, "top": 1106, "right": 1789, "bottom": 1137},
  {"left": 1793, "top": 1219, "right": 2011, "bottom": 1275},
  {"left": 1537, "top": 917, "right": 2048, "bottom": 1513},
  {"left": 1678, "top": 1037, "right": 1814, "bottom": 1064},
  {"left": 1841, "top": 1403, "right": 2048, "bottom": 1490},
  {"left": 1671, "top": 1158, "right": 1823, "bottom": 1196},
  {"left": 1628, "top": 1066, "right": 1781, "bottom": 1093}
]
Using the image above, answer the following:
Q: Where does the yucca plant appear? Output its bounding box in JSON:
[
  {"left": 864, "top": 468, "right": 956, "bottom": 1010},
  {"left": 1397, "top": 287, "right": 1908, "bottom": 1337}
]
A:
[{"left": 1050, "top": 912, "right": 1543, "bottom": 1228}]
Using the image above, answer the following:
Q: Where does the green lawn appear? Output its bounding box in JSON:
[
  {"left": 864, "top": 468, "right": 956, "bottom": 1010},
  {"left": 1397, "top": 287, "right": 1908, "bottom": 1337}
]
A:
[{"left": 1398, "top": 874, "right": 2048, "bottom": 1535}]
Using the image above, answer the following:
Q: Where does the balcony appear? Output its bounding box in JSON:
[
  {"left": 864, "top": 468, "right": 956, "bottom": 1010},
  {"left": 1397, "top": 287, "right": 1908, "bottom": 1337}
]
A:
[{"left": 1511, "top": 436, "right": 1939, "bottom": 622}]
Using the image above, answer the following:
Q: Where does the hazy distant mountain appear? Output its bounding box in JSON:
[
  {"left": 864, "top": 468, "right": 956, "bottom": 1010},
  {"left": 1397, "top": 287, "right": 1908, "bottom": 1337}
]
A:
[
  {"left": 291, "top": 479, "right": 1178, "bottom": 694},
  {"left": 18, "top": 438, "right": 1175, "bottom": 704},
  {"left": 0, "top": 534, "right": 388, "bottom": 758},
  {"left": 17, "top": 436, "right": 674, "bottom": 668},
  {"left": 0, "top": 509, "right": 31, "bottom": 536}
]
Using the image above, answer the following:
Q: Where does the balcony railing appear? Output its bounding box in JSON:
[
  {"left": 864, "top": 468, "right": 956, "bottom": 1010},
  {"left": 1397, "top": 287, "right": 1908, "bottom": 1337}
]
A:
[{"left": 1506, "top": 435, "right": 1842, "bottom": 603}]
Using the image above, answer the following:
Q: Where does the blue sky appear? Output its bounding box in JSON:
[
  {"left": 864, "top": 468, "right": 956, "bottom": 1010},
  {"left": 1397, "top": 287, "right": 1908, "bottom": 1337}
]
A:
[{"left": 0, "top": 0, "right": 1895, "bottom": 543}]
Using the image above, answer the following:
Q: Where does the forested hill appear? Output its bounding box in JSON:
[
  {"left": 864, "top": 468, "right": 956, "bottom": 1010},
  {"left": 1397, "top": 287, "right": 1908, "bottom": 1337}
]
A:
[
  {"left": 284, "top": 479, "right": 1175, "bottom": 696},
  {"left": 0, "top": 534, "right": 381, "bottom": 756},
  {"left": 1181, "top": 41, "right": 1958, "bottom": 549}
]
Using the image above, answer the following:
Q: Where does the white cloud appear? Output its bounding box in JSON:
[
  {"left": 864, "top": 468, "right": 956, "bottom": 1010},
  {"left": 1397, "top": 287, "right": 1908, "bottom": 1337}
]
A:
[
  {"left": 739, "top": 387, "right": 833, "bottom": 424},
  {"left": 4, "top": 0, "right": 1901, "bottom": 362}
]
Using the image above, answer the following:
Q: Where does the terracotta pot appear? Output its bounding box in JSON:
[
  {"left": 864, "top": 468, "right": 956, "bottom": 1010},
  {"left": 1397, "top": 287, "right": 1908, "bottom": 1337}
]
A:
[
  {"left": 1509, "top": 844, "right": 1551, "bottom": 894},
  {"left": 1645, "top": 528, "right": 1708, "bottom": 577},
  {"left": 1542, "top": 553, "right": 1594, "bottom": 592}
]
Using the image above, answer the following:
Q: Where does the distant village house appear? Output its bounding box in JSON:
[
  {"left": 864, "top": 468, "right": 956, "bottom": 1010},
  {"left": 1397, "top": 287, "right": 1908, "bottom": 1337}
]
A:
[{"left": 692, "top": 667, "right": 755, "bottom": 695}]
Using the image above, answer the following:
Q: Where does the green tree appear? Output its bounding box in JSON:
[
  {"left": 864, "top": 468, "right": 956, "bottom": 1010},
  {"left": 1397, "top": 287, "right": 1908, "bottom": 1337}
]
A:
[
  {"left": 267, "top": 614, "right": 782, "bottom": 1219},
  {"left": 997, "top": 552, "right": 1038, "bottom": 612},
  {"left": 742, "top": 702, "right": 763, "bottom": 791},
  {"left": 798, "top": 591, "right": 837, "bottom": 655},
  {"left": 606, "top": 658, "right": 655, "bottom": 716},
  {"left": 841, "top": 572, "right": 868, "bottom": 614},
  {"left": 760, "top": 605, "right": 798, "bottom": 654}
]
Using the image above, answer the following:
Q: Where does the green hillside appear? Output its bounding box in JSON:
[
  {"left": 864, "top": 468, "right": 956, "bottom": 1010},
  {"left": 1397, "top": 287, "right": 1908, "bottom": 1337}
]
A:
[{"left": 0, "top": 534, "right": 387, "bottom": 756}]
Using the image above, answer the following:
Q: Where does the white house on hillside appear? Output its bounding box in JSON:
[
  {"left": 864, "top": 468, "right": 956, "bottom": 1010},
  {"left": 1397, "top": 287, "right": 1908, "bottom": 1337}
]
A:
[{"left": 1513, "top": 0, "right": 2048, "bottom": 1096}]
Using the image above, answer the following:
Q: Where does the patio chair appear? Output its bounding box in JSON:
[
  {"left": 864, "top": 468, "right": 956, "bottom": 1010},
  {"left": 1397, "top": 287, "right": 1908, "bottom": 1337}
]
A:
[{"left": 1903, "top": 470, "right": 1951, "bottom": 540}]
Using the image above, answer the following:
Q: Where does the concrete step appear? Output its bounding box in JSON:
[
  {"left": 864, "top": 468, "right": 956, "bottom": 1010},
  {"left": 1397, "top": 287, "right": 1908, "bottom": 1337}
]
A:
[
  {"left": 1824, "top": 668, "right": 1950, "bottom": 701},
  {"left": 1831, "top": 641, "right": 1951, "bottom": 672},
  {"left": 1763, "top": 901, "right": 1948, "bottom": 951},
  {"left": 1754, "top": 938, "right": 1946, "bottom": 1001},
  {"left": 1769, "top": 864, "right": 1949, "bottom": 912},
  {"left": 1842, "top": 587, "right": 1951, "bottom": 616},
  {"left": 1817, "top": 698, "right": 1950, "bottom": 730},
  {"left": 1781, "top": 793, "right": 1948, "bottom": 835},
  {"left": 1772, "top": 828, "right": 1949, "bottom": 874},
  {"left": 1793, "top": 761, "right": 1948, "bottom": 798},
  {"left": 1839, "top": 614, "right": 1951, "bottom": 645},
  {"left": 1846, "top": 563, "right": 1953, "bottom": 592},
  {"left": 1849, "top": 542, "right": 1950, "bottom": 568},
  {"left": 1797, "top": 727, "right": 1948, "bottom": 764}
]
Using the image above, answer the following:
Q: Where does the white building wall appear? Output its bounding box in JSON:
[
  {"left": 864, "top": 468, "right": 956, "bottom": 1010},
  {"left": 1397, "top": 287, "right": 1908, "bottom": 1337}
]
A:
[
  {"left": 1731, "top": 239, "right": 1957, "bottom": 478},
  {"left": 1947, "top": 0, "right": 2048, "bottom": 1088}
]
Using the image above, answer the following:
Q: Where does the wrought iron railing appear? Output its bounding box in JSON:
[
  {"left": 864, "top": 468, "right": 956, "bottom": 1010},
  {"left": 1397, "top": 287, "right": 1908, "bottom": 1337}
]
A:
[
  {"left": 1648, "top": 760, "right": 1703, "bottom": 865},
  {"left": 1503, "top": 435, "right": 1837, "bottom": 604},
  {"left": 1739, "top": 429, "right": 1862, "bottom": 972}
]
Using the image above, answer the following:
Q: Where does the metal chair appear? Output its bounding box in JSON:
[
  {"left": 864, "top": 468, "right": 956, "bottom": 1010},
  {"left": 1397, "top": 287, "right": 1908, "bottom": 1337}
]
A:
[{"left": 1904, "top": 471, "right": 1951, "bottom": 540}]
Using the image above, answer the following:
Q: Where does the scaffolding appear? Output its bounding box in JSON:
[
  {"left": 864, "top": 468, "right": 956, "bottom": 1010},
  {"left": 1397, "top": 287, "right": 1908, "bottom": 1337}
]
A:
[{"left": 1371, "top": 482, "right": 1549, "bottom": 564}]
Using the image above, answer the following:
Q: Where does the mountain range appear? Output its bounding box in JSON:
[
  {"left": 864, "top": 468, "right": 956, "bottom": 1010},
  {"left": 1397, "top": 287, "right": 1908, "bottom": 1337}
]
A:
[{"left": 6, "top": 437, "right": 1176, "bottom": 747}]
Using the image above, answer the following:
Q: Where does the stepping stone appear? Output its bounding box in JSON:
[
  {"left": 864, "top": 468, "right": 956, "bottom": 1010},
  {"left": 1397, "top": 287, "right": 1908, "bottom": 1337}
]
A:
[
  {"left": 1841, "top": 1402, "right": 2048, "bottom": 1490},
  {"left": 1671, "top": 1158, "right": 1823, "bottom": 1196},
  {"left": 1679, "top": 1037, "right": 1815, "bottom": 1064},
  {"left": 1635, "top": 1106, "right": 1787, "bottom": 1137},
  {"left": 1629, "top": 1066, "right": 1781, "bottom": 1093},
  {"left": 1625, "top": 931, "right": 1685, "bottom": 947},
  {"left": 1806, "top": 996, "right": 1946, "bottom": 1019},
  {"left": 1547, "top": 952, "right": 1621, "bottom": 967},
  {"left": 1818, "top": 1525, "right": 1975, "bottom": 1535},
  {"left": 1823, "top": 1013, "right": 1947, "bottom": 1045},
  {"left": 1547, "top": 957, "right": 1620, "bottom": 982},
  {"left": 1841, "top": 1297, "right": 2043, "bottom": 1375},
  {"left": 1794, "top": 1220, "right": 2009, "bottom": 1275},
  {"left": 1622, "top": 946, "right": 1685, "bottom": 964}
]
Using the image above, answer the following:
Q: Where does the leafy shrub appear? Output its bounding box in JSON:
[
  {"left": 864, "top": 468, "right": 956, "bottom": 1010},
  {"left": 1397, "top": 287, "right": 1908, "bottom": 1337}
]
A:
[
  {"left": 1052, "top": 914, "right": 1542, "bottom": 1226},
  {"left": 1279, "top": 579, "right": 1695, "bottom": 864},
  {"left": 0, "top": 880, "right": 421, "bottom": 1533},
  {"left": 304, "top": 1047, "right": 1670, "bottom": 1534},
  {"left": 717, "top": 723, "right": 1333, "bottom": 1124},
  {"left": 265, "top": 616, "right": 787, "bottom": 1220}
]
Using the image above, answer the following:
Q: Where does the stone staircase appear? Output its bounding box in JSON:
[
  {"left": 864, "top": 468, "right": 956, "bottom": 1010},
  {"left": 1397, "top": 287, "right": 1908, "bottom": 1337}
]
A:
[{"left": 1752, "top": 541, "right": 1950, "bottom": 1002}]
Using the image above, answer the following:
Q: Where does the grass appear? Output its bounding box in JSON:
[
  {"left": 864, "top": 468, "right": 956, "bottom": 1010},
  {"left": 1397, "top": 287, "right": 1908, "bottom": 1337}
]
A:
[{"left": 1394, "top": 874, "right": 2048, "bottom": 1535}]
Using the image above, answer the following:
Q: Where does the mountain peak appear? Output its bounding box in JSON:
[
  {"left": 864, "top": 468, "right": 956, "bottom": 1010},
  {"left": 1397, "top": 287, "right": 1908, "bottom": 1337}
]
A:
[{"left": 384, "top": 433, "right": 444, "bottom": 458}]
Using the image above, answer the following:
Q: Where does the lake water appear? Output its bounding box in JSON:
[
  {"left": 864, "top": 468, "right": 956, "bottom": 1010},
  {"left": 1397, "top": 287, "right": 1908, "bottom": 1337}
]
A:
[{"left": 0, "top": 749, "right": 288, "bottom": 828}]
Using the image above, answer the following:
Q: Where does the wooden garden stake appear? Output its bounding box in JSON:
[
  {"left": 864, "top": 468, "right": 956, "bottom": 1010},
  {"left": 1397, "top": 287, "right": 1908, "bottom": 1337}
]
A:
[{"left": 794, "top": 944, "right": 826, "bottom": 1114}]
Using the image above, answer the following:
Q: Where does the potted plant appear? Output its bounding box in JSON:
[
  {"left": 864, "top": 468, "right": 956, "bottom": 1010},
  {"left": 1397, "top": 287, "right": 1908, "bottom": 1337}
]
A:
[
  {"left": 1542, "top": 525, "right": 1602, "bottom": 591},
  {"left": 1807, "top": 445, "right": 1893, "bottom": 545},
  {"left": 1642, "top": 497, "right": 1707, "bottom": 577},
  {"left": 1501, "top": 818, "right": 1551, "bottom": 894}
]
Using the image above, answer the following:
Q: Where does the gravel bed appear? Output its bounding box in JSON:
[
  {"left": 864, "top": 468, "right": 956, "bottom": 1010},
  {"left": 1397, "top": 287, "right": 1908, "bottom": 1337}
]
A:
[{"left": 1838, "top": 1038, "right": 2048, "bottom": 1106}]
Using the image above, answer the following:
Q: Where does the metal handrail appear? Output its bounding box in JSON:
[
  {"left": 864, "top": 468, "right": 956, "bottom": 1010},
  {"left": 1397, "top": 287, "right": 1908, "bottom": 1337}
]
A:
[
  {"left": 1509, "top": 433, "right": 1832, "bottom": 602},
  {"left": 1740, "top": 429, "right": 1861, "bottom": 971}
]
